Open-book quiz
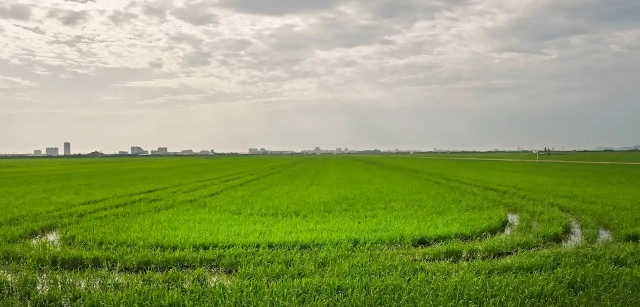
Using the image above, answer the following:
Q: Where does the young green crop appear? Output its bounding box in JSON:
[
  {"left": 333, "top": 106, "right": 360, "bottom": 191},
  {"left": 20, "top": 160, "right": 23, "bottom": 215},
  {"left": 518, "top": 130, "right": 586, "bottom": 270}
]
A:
[{"left": 1, "top": 154, "right": 639, "bottom": 306}]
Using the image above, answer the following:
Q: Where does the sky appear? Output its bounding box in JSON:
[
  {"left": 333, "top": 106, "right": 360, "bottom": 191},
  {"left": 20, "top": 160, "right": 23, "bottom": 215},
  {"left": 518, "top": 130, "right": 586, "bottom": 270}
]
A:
[{"left": 1, "top": 0, "right": 639, "bottom": 154}]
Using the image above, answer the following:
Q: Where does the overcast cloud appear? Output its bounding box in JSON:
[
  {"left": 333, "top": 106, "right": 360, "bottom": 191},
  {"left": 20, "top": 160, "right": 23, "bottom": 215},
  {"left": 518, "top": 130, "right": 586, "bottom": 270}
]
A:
[{"left": 1, "top": 0, "right": 639, "bottom": 153}]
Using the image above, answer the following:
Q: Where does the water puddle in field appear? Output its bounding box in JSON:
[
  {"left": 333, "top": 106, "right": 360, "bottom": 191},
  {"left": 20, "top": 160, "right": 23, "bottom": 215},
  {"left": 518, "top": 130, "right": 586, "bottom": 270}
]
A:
[
  {"left": 37, "top": 274, "right": 50, "bottom": 294},
  {"left": 31, "top": 230, "right": 61, "bottom": 248},
  {"left": 504, "top": 213, "right": 520, "bottom": 235},
  {"left": 76, "top": 279, "right": 88, "bottom": 290},
  {"left": 4, "top": 267, "right": 232, "bottom": 299},
  {"left": 0, "top": 270, "right": 13, "bottom": 283},
  {"left": 208, "top": 268, "right": 233, "bottom": 287},
  {"left": 36, "top": 275, "right": 101, "bottom": 295},
  {"left": 597, "top": 229, "right": 613, "bottom": 243},
  {"left": 562, "top": 219, "right": 583, "bottom": 248}
]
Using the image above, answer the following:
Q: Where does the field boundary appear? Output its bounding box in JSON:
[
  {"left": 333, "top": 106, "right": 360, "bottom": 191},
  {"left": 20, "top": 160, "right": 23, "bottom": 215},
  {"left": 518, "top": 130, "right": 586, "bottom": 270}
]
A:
[{"left": 372, "top": 156, "right": 640, "bottom": 165}]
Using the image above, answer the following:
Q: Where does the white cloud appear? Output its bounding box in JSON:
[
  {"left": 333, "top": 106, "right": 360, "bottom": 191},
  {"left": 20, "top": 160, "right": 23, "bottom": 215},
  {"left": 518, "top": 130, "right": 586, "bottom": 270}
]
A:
[
  {"left": 116, "top": 76, "right": 230, "bottom": 90},
  {"left": 32, "top": 66, "right": 52, "bottom": 75},
  {"left": 0, "top": 76, "right": 39, "bottom": 89},
  {"left": 0, "top": 4, "right": 31, "bottom": 20},
  {"left": 46, "top": 8, "right": 91, "bottom": 26},
  {"left": 135, "top": 94, "right": 209, "bottom": 105}
]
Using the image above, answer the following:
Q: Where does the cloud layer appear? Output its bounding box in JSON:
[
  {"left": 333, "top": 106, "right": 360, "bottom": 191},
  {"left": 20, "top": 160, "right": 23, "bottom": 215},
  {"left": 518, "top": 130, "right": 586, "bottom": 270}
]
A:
[{"left": 1, "top": 0, "right": 639, "bottom": 153}]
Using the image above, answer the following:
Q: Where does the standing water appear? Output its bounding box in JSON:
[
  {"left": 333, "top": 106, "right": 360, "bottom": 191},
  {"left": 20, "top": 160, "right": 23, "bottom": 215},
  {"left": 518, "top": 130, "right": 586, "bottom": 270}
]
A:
[
  {"left": 597, "top": 229, "right": 613, "bottom": 243},
  {"left": 562, "top": 220, "right": 583, "bottom": 248},
  {"left": 504, "top": 213, "right": 520, "bottom": 235}
]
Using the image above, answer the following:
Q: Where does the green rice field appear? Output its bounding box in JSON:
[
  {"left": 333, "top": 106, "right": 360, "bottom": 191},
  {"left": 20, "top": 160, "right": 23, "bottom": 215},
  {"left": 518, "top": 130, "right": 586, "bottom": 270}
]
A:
[
  {"left": 412, "top": 151, "right": 640, "bottom": 163},
  {"left": 2, "top": 153, "right": 640, "bottom": 306}
]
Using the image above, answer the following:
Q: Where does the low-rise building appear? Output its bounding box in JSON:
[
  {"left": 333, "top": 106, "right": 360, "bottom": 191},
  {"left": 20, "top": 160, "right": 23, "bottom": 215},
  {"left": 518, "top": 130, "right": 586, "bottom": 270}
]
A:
[
  {"left": 87, "top": 151, "right": 104, "bottom": 157},
  {"left": 45, "top": 147, "right": 59, "bottom": 156},
  {"left": 131, "top": 146, "right": 145, "bottom": 155}
]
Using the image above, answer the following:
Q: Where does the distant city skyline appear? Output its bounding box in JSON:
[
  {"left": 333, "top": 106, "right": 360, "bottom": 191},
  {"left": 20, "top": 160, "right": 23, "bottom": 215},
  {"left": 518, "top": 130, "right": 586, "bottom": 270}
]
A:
[
  {"left": 4, "top": 134, "right": 640, "bottom": 155},
  {"left": 1, "top": 0, "right": 639, "bottom": 157},
  {"left": 7, "top": 142, "right": 640, "bottom": 157}
]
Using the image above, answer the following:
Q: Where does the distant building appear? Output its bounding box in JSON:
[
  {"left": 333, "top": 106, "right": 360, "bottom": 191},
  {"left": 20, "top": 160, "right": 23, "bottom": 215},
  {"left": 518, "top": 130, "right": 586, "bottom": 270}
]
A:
[
  {"left": 151, "top": 150, "right": 160, "bottom": 155},
  {"left": 181, "top": 149, "right": 194, "bottom": 155},
  {"left": 260, "top": 148, "right": 267, "bottom": 154},
  {"left": 199, "top": 150, "right": 210, "bottom": 155},
  {"left": 344, "top": 148, "right": 349, "bottom": 153},
  {"left": 158, "top": 147, "right": 168, "bottom": 155},
  {"left": 64, "top": 142, "right": 71, "bottom": 156},
  {"left": 248, "top": 148, "right": 259, "bottom": 154},
  {"left": 336, "top": 148, "right": 342, "bottom": 153},
  {"left": 131, "top": 146, "right": 145, "bottom": 155},
  {"left": 45, "top": 147, "right": 59, "bottom": 156},
  {"left": 87, "top": 151, "right": 104, "bottom": 157},
  {"left": 34, "top": 150, "right": 42, "bottom": 155},
  {"left": 118, "top": 151, "right": 128, "bottom": 155}
]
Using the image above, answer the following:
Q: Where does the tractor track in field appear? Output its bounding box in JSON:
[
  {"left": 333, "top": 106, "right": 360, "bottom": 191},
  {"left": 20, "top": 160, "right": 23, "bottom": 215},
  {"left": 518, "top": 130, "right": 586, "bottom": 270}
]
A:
[
  {"left": 419, "top": 217, "right": 616, "bottom": 264},
  {"left": 75, "top": 165, "right": 302, "bottom": 218},
  {"left": 358, "top": 156, "right": 594, "bottom": 213},
  {"left": 16, "top": 161, "right": 306, "bottom": 246},
  {"left": 69, "top": 163, "right": 294, "bottom": 208},
  {"left": 5, "top": 161, "right": 305, "bottom": 244},
  {"left": 353, "top": 158, "right": 621, "bottom": 248},
  {"left": 354, "top": 157, "right": 610, "bottom": 222},
  {"left": 353, "top": 158, "right": 516, "bottom": 200},
  {"left": 1, "top": 162, "right": 299, "bottom": 227},
  {"left": 8, "top": 211, "right": 614, "bottom": 272},
  {"left": 93, "top": 162, "right": 299, "bottom": 221},
  {"left": 77, "top": 160, "right": 303, "bottom": 218}
]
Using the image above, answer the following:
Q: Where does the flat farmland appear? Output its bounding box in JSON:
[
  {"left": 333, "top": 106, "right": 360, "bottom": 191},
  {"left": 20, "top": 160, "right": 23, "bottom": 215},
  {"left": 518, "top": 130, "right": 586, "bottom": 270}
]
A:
[
  {"left": 2, "top": 154, "right": 640, "bottom": 306},
  {"left": 410, "top": 151, "right": 640, "bottom": 163}
]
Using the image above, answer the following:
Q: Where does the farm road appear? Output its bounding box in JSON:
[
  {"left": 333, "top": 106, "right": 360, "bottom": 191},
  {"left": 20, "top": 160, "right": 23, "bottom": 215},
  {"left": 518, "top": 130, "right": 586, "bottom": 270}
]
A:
[
  {"left": 412, "top": 156, "right": 640, "bottom": 165},
  {"left": 362, "top": 155, "right": 640, "bottom": 165}
]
